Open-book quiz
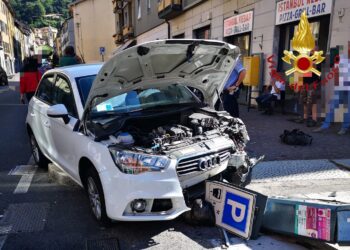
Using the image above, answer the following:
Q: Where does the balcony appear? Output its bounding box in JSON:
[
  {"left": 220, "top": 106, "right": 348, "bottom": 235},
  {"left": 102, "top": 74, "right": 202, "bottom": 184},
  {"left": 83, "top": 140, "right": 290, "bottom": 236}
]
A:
[
  {"left": 113, "top": 33, "right": 123, "bottom": 45},
  {"left": 122, "top": 26, "right": 134, "bottom": 38},
  {"left": 158, "top": 0, "right": 182, "bottom": 20}
]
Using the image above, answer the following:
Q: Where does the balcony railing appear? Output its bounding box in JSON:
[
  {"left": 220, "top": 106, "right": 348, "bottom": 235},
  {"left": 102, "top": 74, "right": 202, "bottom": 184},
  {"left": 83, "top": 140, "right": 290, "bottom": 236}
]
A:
[{"left": 158, "top": 0, "right": 182, "bottom": 20}]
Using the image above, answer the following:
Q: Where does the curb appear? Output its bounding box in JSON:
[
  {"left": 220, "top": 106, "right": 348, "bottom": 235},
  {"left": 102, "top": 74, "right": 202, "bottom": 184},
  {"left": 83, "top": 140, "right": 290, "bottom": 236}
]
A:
[{"left": 48, "top": 163, "right": 78, "bottom": 187}]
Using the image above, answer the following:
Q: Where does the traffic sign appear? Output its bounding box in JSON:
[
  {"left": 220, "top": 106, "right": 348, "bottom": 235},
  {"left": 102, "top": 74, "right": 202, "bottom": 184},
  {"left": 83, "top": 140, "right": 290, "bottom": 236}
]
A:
[{"left": 205, "top": 181, "right": 256, "bottom": 239}]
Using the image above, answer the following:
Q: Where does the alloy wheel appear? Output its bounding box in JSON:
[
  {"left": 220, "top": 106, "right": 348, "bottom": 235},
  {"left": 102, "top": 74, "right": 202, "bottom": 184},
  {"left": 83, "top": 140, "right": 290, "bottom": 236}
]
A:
[
  {"left": 87, "top": 177, "right": 102, "bottom": 220},
  {"left": 30, "top": 135, "right": 40, "bottom": 163}
]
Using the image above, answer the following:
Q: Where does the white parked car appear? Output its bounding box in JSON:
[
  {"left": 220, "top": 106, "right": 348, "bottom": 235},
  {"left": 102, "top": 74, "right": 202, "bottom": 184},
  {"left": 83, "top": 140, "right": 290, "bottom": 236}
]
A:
[{"left": 26, "top": 40, "right": 256, "bottom": 224}]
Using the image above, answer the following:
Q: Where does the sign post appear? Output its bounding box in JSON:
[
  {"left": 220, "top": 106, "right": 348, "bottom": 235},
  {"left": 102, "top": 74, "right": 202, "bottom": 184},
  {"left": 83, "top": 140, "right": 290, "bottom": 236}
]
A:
[{"left": 99, "top": 47, "right": 106, "bottom": 62}]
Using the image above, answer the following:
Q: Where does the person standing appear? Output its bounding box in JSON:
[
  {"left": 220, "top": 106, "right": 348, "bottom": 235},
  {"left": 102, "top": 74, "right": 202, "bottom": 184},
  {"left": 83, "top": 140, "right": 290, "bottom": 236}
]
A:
[
  {"left": 221, "top": 59, "right": 246, "bottom": 118},
  {"left": 293, "top": 50, "right": 321, "bottom": 127},
  {"left": 59, "top": 46, "right": 82, "bottom": 67},
  {"left": 20, "top": 57, "right": 41, "bottom": 103},
  {"left": 314, "top": 53, "right": 350, "bottom": 135}
]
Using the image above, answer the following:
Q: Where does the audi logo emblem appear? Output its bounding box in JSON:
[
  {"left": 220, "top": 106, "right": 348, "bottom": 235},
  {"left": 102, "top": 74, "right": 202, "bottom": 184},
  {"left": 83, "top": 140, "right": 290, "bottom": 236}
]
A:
[{"left": 198, "top": 154, "right": 220, "bottom": 171}]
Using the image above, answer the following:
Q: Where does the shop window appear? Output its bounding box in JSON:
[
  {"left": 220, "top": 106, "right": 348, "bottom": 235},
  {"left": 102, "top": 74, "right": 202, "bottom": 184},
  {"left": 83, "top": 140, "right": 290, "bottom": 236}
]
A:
[
  {"left": 193, "top": 26, "right": 210, "bottom": 39},
  {"left": 225, "top": 33, "right": 251, "bottom": 57}
]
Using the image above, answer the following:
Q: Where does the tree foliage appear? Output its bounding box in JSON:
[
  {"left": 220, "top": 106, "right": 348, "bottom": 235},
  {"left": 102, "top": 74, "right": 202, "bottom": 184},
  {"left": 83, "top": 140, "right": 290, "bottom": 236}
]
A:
[{"left": 10, "top": 0, "right": 73, "bottom": 28}]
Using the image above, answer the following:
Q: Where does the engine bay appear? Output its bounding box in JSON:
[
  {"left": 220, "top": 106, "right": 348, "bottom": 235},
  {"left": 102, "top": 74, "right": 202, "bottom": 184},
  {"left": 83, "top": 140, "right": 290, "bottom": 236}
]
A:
[{"left": 109, "top": 107, "right": 249, "bottom": 154}]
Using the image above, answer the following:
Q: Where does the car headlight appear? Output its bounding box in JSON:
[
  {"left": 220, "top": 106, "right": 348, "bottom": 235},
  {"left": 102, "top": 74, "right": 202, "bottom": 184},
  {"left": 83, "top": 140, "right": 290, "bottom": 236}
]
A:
[{"left": 109, "top": 149, "right": 170, "bottom": 175}]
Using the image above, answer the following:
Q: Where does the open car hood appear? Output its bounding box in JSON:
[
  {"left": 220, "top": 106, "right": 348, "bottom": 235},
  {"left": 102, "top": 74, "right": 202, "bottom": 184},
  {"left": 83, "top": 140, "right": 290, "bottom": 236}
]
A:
[{"left": 85, "top": 39, "right": 241, "bottom": 110}]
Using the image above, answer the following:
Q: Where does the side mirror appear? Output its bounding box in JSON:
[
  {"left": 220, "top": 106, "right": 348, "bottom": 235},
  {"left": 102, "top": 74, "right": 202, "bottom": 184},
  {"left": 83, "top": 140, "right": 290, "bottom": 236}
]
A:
[{"left": 47, "top": 104, "right": 70, "bottom": 124}]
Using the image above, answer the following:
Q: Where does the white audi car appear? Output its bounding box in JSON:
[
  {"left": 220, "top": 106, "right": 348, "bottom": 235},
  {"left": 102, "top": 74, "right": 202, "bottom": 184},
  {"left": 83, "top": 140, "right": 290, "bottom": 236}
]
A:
[{"left": 26, "top": 40, "right": 254, "bottom": 224}]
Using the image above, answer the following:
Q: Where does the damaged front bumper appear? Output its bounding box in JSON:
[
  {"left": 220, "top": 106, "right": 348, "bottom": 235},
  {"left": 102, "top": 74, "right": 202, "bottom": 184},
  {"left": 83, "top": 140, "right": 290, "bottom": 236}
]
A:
[
  {"left": 99, "top": 163, "right": 190, "bottom": 221},
  {"left": 99, "top": 149, "right": 262, "bottom": 221},
  {"left": 99, "top": 158, "right": 224, "bottom": 221}
]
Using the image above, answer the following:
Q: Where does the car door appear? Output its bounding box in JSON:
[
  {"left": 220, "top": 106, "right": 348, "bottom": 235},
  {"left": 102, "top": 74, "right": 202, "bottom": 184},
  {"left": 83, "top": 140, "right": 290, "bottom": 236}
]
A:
[
  {"left": 48, "top": 74, "right": 80, "bottom": 178},
  {"left": 30, "top": 74, "right": 56, "bottom": 157}
]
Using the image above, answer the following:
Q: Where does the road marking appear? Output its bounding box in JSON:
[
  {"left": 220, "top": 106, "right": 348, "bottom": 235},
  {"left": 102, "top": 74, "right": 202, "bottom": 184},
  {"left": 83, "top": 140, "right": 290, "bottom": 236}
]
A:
[
  {"left": 8, "top": 165, "right": 37, "bottom": 194},
  {"left": 0, "top": 235, "right": 7, "bottom": 250},
  {"left": 13, "top": 174, "right": 35, "bottom": 194},
  {"left": 0, "top": 225, "right": 11, "bottom": 250},
  {"left": 0, "top": 87, "right": 9, "bottom": 94},
  {"left": 8, "top": 165, "right": 36, "bottom": 176},
  {"left": 0, "top": 225, "right": 11, "bottom": 235}
]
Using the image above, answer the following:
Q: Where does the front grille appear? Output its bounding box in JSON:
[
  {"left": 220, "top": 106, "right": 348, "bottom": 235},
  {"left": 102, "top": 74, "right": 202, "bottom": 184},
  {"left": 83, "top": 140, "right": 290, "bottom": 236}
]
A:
[{"left": 176, "top": 148, "right": 232, "bottom": 176}]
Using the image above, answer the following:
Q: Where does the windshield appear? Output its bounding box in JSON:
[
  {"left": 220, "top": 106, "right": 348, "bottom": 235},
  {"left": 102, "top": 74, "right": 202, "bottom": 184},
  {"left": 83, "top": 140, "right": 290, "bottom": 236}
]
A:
[
  {"left": 92, "top": 84, "right": 199, "bottom": 114},
  {"left": 76, "top": 75, "right": 96, "bottom": 106}
]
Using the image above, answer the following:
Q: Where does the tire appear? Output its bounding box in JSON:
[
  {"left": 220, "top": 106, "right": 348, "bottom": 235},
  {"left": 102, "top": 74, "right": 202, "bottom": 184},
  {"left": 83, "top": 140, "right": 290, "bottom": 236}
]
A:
[
  {"left": 29, "top": 132, "right": 49, "bottom": 169},
  {"left": 84, "top": 167, "right": 111, "bottom": 226}
]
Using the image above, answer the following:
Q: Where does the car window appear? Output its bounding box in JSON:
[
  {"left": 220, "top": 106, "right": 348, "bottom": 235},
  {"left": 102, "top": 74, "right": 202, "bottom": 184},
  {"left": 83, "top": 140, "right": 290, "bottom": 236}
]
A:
[
  {"left": 76, "top": 75, "right": 96, "bottom": 107},
  {"left": 93, "top": 84, "right": 198, "bottom": 113},
  {"left": 35, "top": 75, "right": 55, "bottom": 104},
  {"left": 52, "top": 76, "right": 77, "bottom": 118}
]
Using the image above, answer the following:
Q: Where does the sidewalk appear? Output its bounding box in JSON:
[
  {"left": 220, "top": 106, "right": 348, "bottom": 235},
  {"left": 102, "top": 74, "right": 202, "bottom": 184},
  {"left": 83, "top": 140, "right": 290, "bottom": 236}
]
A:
[{"left": 240, "top": 106, "right": 350, "bottom": 161}]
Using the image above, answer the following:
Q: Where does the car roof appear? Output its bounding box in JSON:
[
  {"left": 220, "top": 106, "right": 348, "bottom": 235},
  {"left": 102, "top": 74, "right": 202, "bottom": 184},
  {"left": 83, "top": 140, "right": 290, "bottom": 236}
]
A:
[{"left": 45, "top": 63, "right": 103, "bottom": 79}]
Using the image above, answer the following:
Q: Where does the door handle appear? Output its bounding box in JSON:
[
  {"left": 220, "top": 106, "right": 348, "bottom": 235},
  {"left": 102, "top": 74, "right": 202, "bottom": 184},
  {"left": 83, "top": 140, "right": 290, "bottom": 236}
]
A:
[{"left": 43, "top": 120, "right": 50, "bottom": 128}]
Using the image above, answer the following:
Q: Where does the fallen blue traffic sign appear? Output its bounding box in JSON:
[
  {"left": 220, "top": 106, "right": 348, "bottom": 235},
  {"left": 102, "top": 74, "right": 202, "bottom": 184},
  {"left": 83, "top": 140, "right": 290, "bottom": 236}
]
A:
[{"left": 205, "top": 181, "right": 267, "bottom": 239}]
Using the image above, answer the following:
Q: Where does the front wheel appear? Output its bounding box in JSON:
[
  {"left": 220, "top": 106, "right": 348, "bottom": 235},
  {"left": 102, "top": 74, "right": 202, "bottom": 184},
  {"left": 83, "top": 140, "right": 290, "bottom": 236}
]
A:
[
  {"left": 85, "top": 168, "right": 111, "bottom": 226},
  {"left": 29, "top": 132, "right": 49, "bottom": 169}
]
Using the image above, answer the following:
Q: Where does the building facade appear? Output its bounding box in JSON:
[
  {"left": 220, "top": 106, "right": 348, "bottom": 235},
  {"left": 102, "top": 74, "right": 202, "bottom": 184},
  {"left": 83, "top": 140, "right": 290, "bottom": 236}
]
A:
[
  {"left": 70, "top": 0, "right": 116, "bottom": 63},
  {"left": 134, "top": 0, "right": 167, "bottom": 44},
  {"left": 13, "top": 20, "right": 34, "bottom": 72},
  {"left": 34, "top": 27, "right": 58, "bottom": 48},
  {"left": 60, "top": 17, "right": 75, "bottom": 55},
  {"left": 121, "top": 0, "right": 349, "bottom": 118},
  {"left": 0, "top": 0, "right": 15, "bottom": 76},
  {"left": 112, "top": 0, "right": 136, "bottom": 51}
]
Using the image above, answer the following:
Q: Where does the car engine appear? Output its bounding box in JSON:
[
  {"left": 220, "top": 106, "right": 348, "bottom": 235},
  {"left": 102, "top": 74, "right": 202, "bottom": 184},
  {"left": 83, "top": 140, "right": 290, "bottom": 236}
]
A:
[
  {"left": 113, "top": 107, "right": 249, "bottom": 154},
  {"left": 105, "top": 107, "right": 262, "bottom": 188}
]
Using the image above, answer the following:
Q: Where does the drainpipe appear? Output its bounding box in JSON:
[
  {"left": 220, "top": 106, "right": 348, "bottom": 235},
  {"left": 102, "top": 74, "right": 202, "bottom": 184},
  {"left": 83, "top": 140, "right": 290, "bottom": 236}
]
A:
[{"left": 166, "top": 20, "right": 171, "bottom": 39}]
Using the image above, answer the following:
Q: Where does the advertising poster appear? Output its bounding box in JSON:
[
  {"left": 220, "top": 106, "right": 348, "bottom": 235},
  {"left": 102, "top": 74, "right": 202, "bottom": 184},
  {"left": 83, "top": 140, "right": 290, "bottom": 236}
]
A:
[{"left": 295, "top": 205, "right": 331, "bottom": 241}]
